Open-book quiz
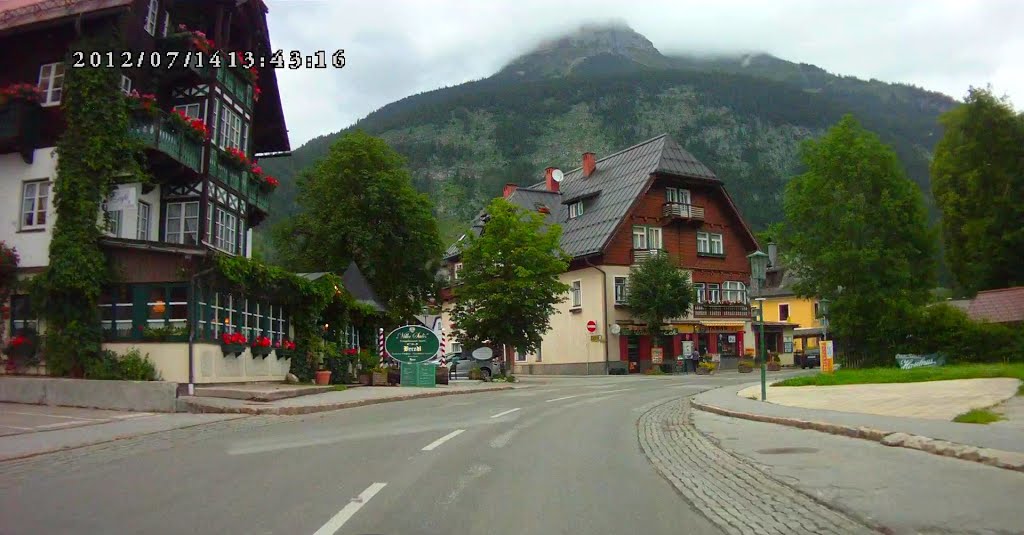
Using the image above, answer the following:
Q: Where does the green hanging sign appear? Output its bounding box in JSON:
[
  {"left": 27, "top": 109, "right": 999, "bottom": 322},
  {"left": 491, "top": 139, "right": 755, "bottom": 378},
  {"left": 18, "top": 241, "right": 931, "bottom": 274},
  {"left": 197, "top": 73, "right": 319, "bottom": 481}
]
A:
[{"left": 385, "top": 324, "right": 440, "bottom": 364}]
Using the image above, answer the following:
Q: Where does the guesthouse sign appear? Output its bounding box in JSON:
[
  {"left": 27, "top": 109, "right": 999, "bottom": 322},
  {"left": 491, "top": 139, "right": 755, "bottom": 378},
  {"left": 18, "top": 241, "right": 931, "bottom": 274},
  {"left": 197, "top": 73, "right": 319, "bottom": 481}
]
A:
[{"left": 384, "top": 325, "right": 440, "bottom": 364}]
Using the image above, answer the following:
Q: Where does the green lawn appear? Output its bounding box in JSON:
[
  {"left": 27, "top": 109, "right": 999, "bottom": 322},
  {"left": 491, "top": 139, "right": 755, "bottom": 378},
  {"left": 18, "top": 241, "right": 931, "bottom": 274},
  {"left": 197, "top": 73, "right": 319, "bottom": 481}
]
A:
[
  {"left": 953, "top": 408, "right": 1004, "bottom": 424},
  {"left": 774, "top": 363, "right": 1024, "bottom": 387}
]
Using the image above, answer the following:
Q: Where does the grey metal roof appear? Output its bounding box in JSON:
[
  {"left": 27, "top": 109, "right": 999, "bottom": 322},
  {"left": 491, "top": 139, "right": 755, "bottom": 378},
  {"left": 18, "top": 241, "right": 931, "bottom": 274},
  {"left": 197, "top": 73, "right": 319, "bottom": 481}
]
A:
[
  {"left": 756, "top": 266, "right": 801, "bottom": 298},
  {"left": 444, "top": 134, "right": 722, "bottom": 261},
  {"left": 296, "top": 262, "right": 386, "bottom": 312}
]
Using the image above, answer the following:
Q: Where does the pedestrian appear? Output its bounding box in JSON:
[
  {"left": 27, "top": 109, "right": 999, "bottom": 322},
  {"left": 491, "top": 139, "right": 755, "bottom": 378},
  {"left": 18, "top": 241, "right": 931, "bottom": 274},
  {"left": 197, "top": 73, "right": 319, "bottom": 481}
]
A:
[{"left": 689, "top": 347, "right": 701, "bottom": 373}]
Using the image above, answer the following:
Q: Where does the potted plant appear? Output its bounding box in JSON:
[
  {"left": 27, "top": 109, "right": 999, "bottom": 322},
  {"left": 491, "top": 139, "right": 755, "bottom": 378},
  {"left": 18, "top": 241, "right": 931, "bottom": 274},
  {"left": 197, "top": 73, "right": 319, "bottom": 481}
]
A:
[
  {"left": 696, "top": 361, "right": 716, "bottom": 375},
  {"left": 220, "top": 332, "right": 247, "bottom": 357},
  {"left": 314, "top": 367, "right": 332, "bottom": 385},
  {"left": 222, "top": 146, "right": 249, "bottom": 170},
  {"left": 737, "top": 357, "right": 754, "bottom": 373},
  {"left": 126, "top": 90, "right": 158, "bottom": 119},
  {"left": 3, "top": 329, "right": 39, "bottom": 372},
  {"left": 274, "top": 339, "right": 296, "bottom": 359},
  {"left": 371, "top": 365, "right": 389, "bottom": 386},
  {"left": 767, "top": 352, "right": 782, "bottom": 372},
  {"left": 356, "top": 349, "right": 375, "bottom": 385},
  {"left": 166, "top": 109, "right": 209, "bottom": 142},
  {"left": 251, "top": 335, "right": 272, "bottom": 358}
]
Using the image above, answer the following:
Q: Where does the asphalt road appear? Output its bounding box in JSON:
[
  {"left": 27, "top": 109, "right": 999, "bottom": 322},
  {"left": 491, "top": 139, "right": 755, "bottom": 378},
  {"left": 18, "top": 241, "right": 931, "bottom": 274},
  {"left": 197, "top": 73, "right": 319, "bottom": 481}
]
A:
[{"left": 0, "top": 374, "right": 772, "bottom": 535}]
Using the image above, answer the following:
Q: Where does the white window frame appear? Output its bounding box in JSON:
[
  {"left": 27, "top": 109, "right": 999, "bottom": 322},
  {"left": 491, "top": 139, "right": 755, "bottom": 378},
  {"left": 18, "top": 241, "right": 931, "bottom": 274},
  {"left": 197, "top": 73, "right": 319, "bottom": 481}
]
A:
[
  {"left": 161, "top": 10, "right": 170, "bottom": 37},
  {"left": 632, "top": 226, "right": 647, "bottom": 250},
  {"left": 666, "top": 187, "right": 691, "bottom": 205},
  {"left": 165, "top": 201, "right": 199, "bottom": 245},
  {"left": 214, "top": 206, "right": 239, "bottom": 254},
  {"left": 647, "top": 227, "right": 662, "bottom": 250},
  {"left": 20, "top": 180, "right": 50, "bottom": 230},
  {"left": 570, "top": 280, "right": 582, "bottom": 309},
  {"left": 453, "top": 262, "right": 463, "bottom": 281},
  {"left": 175, "top": 103, "right": 201, "bottom": 119},
  {"left": 614, "top": 276, "right": 628, "bottom": 304},
  {"left": 697, "top": 232, "right": 710, "bottom": 254},
  {"left": 218, "top": 102, "right": 243, "bottom": 150},
  {"left": 104, "top": 208, "right": 123, "bottom": 237},
  {"left": 779, "top": 303, "right": 790, "bottom": 322},
  {"left": 137, "top": 201, "right": 151, "bottom": 240},
  {"left": 694, "top": 282, "right": 705, "bottom": 303},
  {"left": 450, "top": 341, "right": 463, "bottom": 356},
  {"left": 120, "top": 75, "right": 132, "bottom": 95},
  {"left": 707, "top": 283, "right": 721, "bottom": 303},
  {"left": 144, "top": 0, "right": 159, "bottom": 35},
  {"left": 722, "top": 281, "right": 747, "bottom": 304},
  {"left": 568, "top": 201, "right": 584, "bottom": 219},
  {"left": 37, "top": 62, "right": 65, "bottom": 106},
  {"left": 710, "top": 233, "right": 724, "bottom": 255}
]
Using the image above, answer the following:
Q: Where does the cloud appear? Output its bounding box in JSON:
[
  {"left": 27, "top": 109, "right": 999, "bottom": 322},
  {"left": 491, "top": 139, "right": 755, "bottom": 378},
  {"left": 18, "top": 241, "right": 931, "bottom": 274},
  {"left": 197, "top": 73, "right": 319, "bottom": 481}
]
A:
[{"left": 266, "top": 0, "right": 1024, "bottom": 147}]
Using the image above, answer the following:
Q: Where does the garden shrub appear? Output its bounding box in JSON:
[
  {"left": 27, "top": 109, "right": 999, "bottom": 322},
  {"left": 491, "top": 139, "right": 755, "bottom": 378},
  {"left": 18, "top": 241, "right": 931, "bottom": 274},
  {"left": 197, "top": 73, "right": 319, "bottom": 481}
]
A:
[
  {"left": 84, "top": 348, "right": 157, "bottom": 380},
  {"left": 905, "top": 304, "right": 1023, "bottom": 363}
]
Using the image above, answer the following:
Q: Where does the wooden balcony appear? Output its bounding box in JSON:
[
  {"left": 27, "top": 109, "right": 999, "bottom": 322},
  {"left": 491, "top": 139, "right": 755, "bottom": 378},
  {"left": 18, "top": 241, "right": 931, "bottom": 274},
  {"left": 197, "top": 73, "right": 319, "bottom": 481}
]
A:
[
  {"left": 662, "top": 202, "right": 705, "bottom": 222},
  {"left": 129, "top": 112, "right": 205, "bottom": 174},
  {"left": 209, "top": 148, "right": 271, "bottom": 214},
  {"left": 692, "top": 302, "right": 752, "bottom": 318},
  {"left": 0, "top": 99, "right": 43, "bottom": 163},
  {"left": 632, "top": 248, "right": 666, "bottom": 264}
]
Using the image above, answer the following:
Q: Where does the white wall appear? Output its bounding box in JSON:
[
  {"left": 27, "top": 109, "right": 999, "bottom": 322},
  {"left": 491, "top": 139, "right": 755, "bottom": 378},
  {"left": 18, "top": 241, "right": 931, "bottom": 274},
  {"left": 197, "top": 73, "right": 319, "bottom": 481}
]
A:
[
  {"left": 0, "top": 148, "right": 59, "bottom": 268},
  {"left": 100, "top": 183, "right": 161, "bottom": 241}
]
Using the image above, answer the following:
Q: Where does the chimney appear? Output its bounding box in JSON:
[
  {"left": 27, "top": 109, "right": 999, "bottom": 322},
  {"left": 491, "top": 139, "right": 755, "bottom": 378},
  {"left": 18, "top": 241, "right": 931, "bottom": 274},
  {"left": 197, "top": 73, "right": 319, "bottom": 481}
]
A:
[
  {"left": 767, "top": 242, "right": 778, "bottom": 267},
  {"left": 503, "top": 183, "right": 518, "bottom": 198},
  {"left": 582, "top": 152, "right": 596, "bottom": 177},
  {"left": 545, "top": 167, "right": 559, "bottom": 193}
]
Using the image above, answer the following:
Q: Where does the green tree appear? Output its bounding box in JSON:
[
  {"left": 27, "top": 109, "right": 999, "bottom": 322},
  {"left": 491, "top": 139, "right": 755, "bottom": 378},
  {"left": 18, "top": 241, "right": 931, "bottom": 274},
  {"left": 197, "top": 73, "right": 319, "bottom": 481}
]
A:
[
  {"left": 931, "top": 87, "right": 1024, "bottom": 294},
  {"left": 625, "top": 252, "right": 694, "bottom": 346},
  {"left": 778, "top": 115, "right": 936, "bottom": 361},
  {"left": 450, "top": 198, "right": 570, "bottom": 370},
  {"left": 271, "top": 130, "right": 443, "bottom": 320}
]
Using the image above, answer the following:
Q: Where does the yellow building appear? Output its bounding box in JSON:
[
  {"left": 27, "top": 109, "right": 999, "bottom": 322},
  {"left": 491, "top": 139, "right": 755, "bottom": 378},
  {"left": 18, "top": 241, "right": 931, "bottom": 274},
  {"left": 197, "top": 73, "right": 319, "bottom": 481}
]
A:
[{"left": 758, "top": 244, "right": 824, "bottom": 352}]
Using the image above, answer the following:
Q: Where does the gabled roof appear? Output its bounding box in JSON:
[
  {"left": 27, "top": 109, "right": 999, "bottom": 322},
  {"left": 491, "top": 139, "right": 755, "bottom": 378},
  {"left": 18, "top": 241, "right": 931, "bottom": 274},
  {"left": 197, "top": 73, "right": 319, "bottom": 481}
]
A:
[
  {"left": 966, "top": 286, "right": 1024, "bottom": 324},
  {"left": 758, "top": 266, "right": 803, "bottom": 298},
  {"left": 297, "top": 262, "right": 386, "bottom": 312},
  {"left": 446, "top": 134, "right": 743, "bottom": 261}
]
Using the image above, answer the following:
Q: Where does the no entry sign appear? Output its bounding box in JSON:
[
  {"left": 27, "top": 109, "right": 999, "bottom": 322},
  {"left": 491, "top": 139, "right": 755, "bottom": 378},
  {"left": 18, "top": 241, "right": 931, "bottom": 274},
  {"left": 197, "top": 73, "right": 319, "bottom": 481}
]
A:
[{"left": 586, "top": 320, "right": 597, "bottom": 333}]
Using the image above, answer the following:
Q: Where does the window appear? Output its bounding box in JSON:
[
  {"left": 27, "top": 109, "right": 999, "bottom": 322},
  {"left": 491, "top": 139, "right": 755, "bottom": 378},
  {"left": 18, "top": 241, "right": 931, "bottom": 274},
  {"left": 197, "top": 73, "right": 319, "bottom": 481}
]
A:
[
  {"left": 814, "top": 301, "right": 821, "bottom": 319},
  {"left": 710, "top": 233, "right": 724, "bottom": 255},
  {"left": 570, "top": 280, "right": 582, "bottom": 309},
  {"left": 697, "top": 232, "right": 709, "bottom": 253},
  {"left": 666, "top": 187, "right": 690, "bottom": 204},
  {"left": 174, "top": 103, "right": 201, "bottom": 119},
  {"left": 568, "top": 201, "right": 584, "bottom": 219},
  {"left": 217, "top": 102, "right": 244, "bottom": 150},
  {"left": 722, "top": 281, "right": 747, "bottom": 304},
  {"left": 614, "top": 276, "right": 629, "bottom": 304},
  {"left": 144, "top": 0, "right": 159, "bottom": 35},
  {"left": 213, "top": 207, "right": 239, "bottom": 254},
  {"left": 165, "top": 201, "right": 199, "bottom": 245},
  {"left": 697, "top": 232, "right": 723, "bottom": 255},
  {"left": 120, "top": 75, "right": 132, "bottom": 95},
  {"left": 694, "top": 283, "right": 705, "bottom": 303},
  {"left": 104, "top": 208, "right": 123, "bottom": 237},
  {"left": 632, "top": 226, "right": 662, "bottom": 250},
  {"left": 137, "top": 202, "right": 151, "bottom": 240},
  {"left": 98, "top": 286, "right": 133, "bottom": 338},
  {"left": 707, "top": 283, "right": 720, "bottom": 303},
  {"left": 37, "top": 62, "right": 65, "bottom": 106},
  {"left": 515, "top": 350, "right": 526, "bottom": 362},
  {"left": 20, "top": 180, "right": 50, "bottom": 230},
  {"left": 161, "top": 11, "right": 170, "bottom": 37},
  {"left": 9, "top": 294, "right": 38, "bottom": 334},
  {"left": 450, "top": 341, "right": 463, "bottom": 356},
  {"left": 453, "top": 262, "right": 463, "bottom": 281},
  {"left": 779, "top": 304, "right": 790, "bottom": 322},
  {"left": 784, "top": 340, "right": 794, "bottom": 353}
]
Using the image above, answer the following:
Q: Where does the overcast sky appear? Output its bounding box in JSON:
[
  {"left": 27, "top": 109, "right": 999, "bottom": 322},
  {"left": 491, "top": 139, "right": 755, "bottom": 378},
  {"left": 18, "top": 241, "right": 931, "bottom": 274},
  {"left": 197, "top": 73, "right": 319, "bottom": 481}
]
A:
[{"left": 265, "top": 0, "right": 1024, "bottom": 147}]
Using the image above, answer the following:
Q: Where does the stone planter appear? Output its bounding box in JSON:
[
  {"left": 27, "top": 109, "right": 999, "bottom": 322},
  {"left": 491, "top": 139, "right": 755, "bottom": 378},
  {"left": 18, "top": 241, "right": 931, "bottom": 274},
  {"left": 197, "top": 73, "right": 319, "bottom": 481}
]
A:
[
  {"left": 435, "top": 366, "right": 449, "bottom": 385},
  {"left": 275, "top": 349, "right": 293, "bottom": 360},
  {"left": 314, "top": 369, "right": 332, "bottom": 385},
  {"left": 372, "top": 371, "right": 388, "bottom": 386},
  {"left": 358, "top": 373, "right": 370, "bottom": 386},
  {"left": 220, "top": 343, "right": 246, "bottom": 357},
  {"left": 251, "top": 346, "right": 272, "bottom": 359},
  {"left": 767, "top": 361, "right": 781, "bottom": 372}
]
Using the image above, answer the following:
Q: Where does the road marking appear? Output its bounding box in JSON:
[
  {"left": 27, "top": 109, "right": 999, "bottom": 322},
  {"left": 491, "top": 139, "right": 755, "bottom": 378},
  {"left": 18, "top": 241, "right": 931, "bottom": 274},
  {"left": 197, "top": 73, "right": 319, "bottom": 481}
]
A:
[
  {"left": 489, "top": 408, "right": 521, "bottom": 418},
  {"left": 34, "top": 421, "right": 87, "bottom": 430},
  {"left": 594, "top": 388, "right": 633, "bottom": 395},
  {"left": 0, "top": 424, "right": 34, "bottom": 430},
  {"left": 5, "top": 411, "right": 106, "bottom": 421},
  {"left": 422, "top": 429, "right": 465, "bottom": 451},
  {"left": 545, "top": 394, "right": 582, "bottom": 402},
  {"left": 111, "top": 413, "right": 155, "bottom": 420},
  {"left": 312, "top": 482, "right": 387, "bottom": 535}
]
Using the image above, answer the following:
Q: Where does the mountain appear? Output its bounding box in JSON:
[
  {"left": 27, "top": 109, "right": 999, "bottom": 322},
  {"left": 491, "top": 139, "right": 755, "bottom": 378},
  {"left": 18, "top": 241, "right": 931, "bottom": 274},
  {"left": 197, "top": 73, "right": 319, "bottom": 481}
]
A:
[{"left": 259, "top": 23, "right": 959, "bottom": 251}]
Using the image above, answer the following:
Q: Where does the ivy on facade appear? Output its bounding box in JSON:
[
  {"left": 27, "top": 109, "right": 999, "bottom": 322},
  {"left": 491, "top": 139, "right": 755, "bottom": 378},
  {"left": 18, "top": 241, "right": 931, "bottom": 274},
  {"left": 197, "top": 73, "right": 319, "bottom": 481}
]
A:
[
  {"left": 0, "top": 242, "right": 19, "bottom": 343},
  {"left": 30, "top": 27, "right": 147, "bottom": 376}
]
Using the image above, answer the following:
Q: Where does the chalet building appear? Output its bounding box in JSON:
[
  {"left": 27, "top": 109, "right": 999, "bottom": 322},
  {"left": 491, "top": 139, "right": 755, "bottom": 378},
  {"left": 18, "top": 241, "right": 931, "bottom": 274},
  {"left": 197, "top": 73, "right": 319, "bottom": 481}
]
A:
[
  {"left": 753, "top": 243, "right": 813, "bottom": 365},
  {"left": 0, "top": 0, "right": 313, "bottom": 383},
  {"left": 441, "top": 134, "right": 766, "bottom": 374}
]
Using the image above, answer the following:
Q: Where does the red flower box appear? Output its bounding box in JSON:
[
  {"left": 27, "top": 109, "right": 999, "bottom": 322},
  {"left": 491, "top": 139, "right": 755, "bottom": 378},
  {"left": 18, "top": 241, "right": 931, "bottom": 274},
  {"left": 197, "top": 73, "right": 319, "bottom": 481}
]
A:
[
  {"left": 223, "top": 146, "right": 249, "bottom": 169},
  {"left": 1, "top": 83, "right": 43, "bottom": 104}
]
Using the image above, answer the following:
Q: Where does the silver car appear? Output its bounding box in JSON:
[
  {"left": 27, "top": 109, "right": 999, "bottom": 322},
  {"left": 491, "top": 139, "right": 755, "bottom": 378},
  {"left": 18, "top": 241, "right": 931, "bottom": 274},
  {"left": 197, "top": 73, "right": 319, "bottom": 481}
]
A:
[{"left": 447, "top": 356, "right": 499, "bottom": 379}]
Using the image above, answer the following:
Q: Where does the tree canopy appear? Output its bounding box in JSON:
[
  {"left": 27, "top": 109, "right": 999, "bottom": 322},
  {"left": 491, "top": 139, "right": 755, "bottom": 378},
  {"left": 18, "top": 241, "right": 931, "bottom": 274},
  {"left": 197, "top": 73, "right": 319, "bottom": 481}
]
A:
[
  {"left": 778, "top": 115, "right": 936, "bottom": 361},
  {"left": 450, "top": 198, "right": 570, "bottom": 359},
  {"left": 930, "top": 87, "right": 1024, "bottom": 295},
  {"left": 270, "top": 130, "right": 443, "bottom": 321},
  {"left": 624, "top": 252, "right": 694, "bottom": 346}
]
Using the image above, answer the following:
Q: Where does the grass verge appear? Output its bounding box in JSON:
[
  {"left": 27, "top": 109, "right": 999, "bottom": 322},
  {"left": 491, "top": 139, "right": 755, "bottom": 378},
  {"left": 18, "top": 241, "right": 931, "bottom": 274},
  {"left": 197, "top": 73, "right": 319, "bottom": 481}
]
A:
[
  {"left": 773, "top": 363, "right": 1024, "bottom": 387},
  {"left": 953, "top": 408, "right": 1004, "bottom": 424},
  {"left": 330, "top": 385, "right": 348, "bottom": 392}
]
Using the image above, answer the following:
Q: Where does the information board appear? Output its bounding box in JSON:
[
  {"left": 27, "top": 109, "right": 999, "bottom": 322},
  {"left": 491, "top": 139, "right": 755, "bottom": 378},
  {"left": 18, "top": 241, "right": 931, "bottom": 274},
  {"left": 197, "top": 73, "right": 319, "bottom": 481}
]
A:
[{"left": 400, "top": 362, "right": 436, "bottom": 387}]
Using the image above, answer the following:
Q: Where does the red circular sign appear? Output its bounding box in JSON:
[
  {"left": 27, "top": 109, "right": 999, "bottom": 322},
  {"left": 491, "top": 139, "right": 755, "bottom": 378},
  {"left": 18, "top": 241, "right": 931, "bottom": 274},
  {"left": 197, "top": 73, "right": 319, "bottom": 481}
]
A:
[{"left": 587, "top": 320, "right": 597, "bottom": 333}]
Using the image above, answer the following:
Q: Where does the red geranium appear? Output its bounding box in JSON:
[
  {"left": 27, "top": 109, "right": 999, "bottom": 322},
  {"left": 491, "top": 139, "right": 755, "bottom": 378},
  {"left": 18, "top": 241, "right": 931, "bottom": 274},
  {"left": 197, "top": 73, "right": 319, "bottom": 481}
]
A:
[
  {"left": 1, "top": 83, "right": 43, "bottom": 103},
  {"left": 253, "top": 85, "right": 262, "bottom": 102},
  {"left": 344, "top": 348, "right": 358, "bottom": 356},
  {"left": 286, "top": 340, "right": 296, "bottom": 350},
  {"left": 225, "top": 146, "right": 249, "bottom": 167},
  {"left": 10, "top": 335, "right": 27, "bottom": 347},
  {"left": 253, "top": 336, "right": 271, "bottom": 348},
  {"left": 263, "top": 175, "right": 280, "bottom": 190},
  {"left": 221, "top": 332, "right": 247, "bottom": 345}
]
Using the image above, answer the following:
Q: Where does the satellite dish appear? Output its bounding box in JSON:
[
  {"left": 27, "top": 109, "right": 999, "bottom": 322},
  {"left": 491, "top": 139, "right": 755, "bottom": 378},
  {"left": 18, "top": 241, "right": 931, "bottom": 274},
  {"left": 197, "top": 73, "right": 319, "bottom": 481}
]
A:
[
  {"left": 471, "top": 347, "right": 493, "bottom": 361},
  {"left": 610, "top": 324, "right": 621, "bottom": 335},
  {"left": 551, "top": 169, "right": 564, "bottom": 183}
]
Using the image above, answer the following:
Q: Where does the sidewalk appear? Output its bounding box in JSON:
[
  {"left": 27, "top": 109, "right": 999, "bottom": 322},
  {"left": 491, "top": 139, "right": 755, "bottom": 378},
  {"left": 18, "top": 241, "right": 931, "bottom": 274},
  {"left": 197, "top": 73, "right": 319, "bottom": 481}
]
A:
[
  {"left": 693, "top": 382, "right": 1024, "bottom": 471},
  {"left": 181, "top": 380, "right": 519, "bottom": 415}
]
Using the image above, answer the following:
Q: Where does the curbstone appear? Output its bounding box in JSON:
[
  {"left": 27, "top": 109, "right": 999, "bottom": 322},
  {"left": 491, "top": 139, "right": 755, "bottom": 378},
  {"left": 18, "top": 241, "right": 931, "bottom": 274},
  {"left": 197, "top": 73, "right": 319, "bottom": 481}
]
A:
[{"left": 692, "top": 399, "right": 1024, "bottom": 474}]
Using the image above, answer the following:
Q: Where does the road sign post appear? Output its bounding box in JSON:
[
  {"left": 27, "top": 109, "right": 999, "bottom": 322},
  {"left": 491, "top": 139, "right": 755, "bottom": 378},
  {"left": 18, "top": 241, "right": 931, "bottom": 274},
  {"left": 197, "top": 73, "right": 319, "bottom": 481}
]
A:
[{"left": 385, "top": 325, "right": 441, "bottom": 387}]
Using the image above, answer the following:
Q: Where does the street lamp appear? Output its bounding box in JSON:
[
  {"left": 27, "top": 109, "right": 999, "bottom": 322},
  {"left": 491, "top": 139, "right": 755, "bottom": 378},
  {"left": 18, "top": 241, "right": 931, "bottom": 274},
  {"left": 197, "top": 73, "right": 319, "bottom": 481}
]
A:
[
  {"left": 819, "top": 297, "right": 831, "bottom": 341},
  {"left": 747, "top": 250, "right": 769, "bottom": 401}
]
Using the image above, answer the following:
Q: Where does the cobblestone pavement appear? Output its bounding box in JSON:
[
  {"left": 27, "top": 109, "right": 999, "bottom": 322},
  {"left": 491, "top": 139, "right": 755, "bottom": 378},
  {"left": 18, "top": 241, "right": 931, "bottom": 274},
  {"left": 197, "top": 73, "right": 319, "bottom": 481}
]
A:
[{"left": 638, "top": 398, "right": 877, "bottom": 535}]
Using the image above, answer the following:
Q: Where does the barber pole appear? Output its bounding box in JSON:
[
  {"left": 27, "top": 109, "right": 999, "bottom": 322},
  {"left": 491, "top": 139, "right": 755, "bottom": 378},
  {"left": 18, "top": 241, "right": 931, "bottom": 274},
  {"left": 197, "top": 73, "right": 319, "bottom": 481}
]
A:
[
  {"left": 438, "top": 326, "right": 446, "bottom": 367},
  {"left": 378, "top": 327, "right": 385, "bottom": 364}
]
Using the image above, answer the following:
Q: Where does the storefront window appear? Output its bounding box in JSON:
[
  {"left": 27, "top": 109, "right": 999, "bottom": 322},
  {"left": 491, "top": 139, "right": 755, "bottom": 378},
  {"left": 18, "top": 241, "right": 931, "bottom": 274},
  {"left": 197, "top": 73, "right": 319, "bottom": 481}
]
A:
[{"left": 716, "top": 333, "right": 739, "bottom": 357}]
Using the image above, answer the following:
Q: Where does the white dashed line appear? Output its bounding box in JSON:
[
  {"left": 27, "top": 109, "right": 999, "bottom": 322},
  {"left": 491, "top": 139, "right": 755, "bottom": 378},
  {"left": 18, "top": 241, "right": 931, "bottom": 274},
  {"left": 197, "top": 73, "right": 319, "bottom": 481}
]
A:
[
  {"left": 545, "top": 395, "right": 582, "bottom": 402},
  {"left": 489, "top": 408, "right": 521, "bottom": 418},
  {"left": 6, "top": 411, "right": 105, "bottom": 421},
  {"left": 422, "top": 429, "right": 465, "bottom": 451},
  {"left": 594, "top": 388, "right": 633, "bottom": 395},
  {"left": 312, "top": 482, "right": 387, "bottom": 535}
]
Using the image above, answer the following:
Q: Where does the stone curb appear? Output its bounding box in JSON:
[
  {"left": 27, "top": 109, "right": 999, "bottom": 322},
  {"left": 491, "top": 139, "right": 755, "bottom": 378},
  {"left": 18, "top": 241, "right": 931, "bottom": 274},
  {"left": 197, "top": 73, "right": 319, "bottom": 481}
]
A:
[
  {"left": 691, "top": 400, "right": 1024, "bottom": 474},
  {"left": 181, "top": 385, "right": 516, "bottom": 415}
]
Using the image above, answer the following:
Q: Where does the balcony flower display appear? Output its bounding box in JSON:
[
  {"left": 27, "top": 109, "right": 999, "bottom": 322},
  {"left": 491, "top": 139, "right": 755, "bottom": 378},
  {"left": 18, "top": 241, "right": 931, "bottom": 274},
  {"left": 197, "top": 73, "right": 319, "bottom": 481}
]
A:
[
  {"left": 251, "top": 335, "right": 273, "bottom": 358},
  {"left": 219, "top": 331, "right": 247, "bottom": 356},
  {"left": 126, "top": 90, "right": 158, "bottom": 118},
  {"left": 0, "top": 83, "right": 43, "bottom": 105},
  {"left": 253, "top": 84, "right": 262, "bottom": 102},
  {"left": 223, "top": 146, "right": 250, "bottom": 170},
  {"left": 175, "top": 24, "right": 215, "bottom": 53},
  {"left": 167, "top": 109, "right": 210, "bottom": 141}
]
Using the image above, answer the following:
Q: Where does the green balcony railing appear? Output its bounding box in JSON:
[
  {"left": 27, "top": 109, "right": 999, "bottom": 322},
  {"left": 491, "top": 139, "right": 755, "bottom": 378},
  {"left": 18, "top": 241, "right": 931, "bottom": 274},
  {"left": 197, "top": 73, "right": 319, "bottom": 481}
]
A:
[
  {"left": 129, "top": 112, "right": 204, "bottom": 173},
  {"left": 208, "top": 148, "right": 270, "bottom": 213},
  {"left": 217, "top": 66, "right": 254, "bottom": 109}
]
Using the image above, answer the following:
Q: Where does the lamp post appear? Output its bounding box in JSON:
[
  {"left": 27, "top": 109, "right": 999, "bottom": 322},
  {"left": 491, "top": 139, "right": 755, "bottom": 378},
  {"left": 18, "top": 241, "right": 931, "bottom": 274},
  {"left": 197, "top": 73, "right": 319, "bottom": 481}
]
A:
[
  {"left": 747, "top": 250, "right": 770, "bottom": 401},
  {"left": 819, "top": 297, "right": 831, "bottom": 341}
]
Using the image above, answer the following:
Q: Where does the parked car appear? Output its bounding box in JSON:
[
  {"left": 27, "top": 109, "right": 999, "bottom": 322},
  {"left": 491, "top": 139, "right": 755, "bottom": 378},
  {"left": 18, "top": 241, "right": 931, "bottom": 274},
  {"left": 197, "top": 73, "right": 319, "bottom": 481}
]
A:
[
  {"left": 448, "top": 356, "right": 498, "bottom": 379},
  {"left": 796, "top": 348, "right": 821, "bottom": 369}
]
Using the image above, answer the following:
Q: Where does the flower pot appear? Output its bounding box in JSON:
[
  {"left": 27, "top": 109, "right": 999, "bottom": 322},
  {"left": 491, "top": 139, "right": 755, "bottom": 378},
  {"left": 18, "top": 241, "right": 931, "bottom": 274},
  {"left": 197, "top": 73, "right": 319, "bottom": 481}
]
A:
[
  {"left": 358, "top": 373, "right": 371, "bottom": 386},
  {"left": 372, "top": 371, "right": 388, "bottom": 386},
  {"left": 220, "top": 343, "right": 246, "bottom": 357},
  {"left": 314, "top": 370, "right": 332, "bottom": 385},
  {"left": 251, "top": 346, "right": 272, "bottom": 359},
  {"left": 767, "top": 362, "right": 781, "bottom": 372}
]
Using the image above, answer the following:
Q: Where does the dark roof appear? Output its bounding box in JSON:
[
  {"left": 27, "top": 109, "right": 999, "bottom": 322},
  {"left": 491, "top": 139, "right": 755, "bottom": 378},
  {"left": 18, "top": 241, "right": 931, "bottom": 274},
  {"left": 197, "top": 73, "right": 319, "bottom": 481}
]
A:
[
  {"left": 966, "top": 286, "right": 1024, "bottom": 324},
  {"left": 0, "top": 0, "right": 131, "bottom": 33},
  {"left": 445, "top": 134, "right": 736, "bottom": 260},
  {"left": 297, "top": 262, "right": 386, "bottom": 312},
  {"left": 758, "top": 266, "right": 802, "bottom": 298}
]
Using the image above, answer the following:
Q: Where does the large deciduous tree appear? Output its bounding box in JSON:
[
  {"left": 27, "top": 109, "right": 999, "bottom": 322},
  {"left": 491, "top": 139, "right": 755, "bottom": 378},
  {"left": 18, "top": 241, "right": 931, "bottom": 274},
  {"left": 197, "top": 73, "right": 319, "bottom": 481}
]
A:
[
  {"left": 271, "top": 130, "right": 443, "bottom": 321},
  {"left": 930, "top": 87, "right": 1024, "bottom": 294},
  {"left": 778, "top": 115, "right": 936, "bottom": 362},
  {"left": 625, "top": 252, "right": 694, "bottom": 347},
  {"left": 450, "top": 198, "right": 569, "bottom": 370}
]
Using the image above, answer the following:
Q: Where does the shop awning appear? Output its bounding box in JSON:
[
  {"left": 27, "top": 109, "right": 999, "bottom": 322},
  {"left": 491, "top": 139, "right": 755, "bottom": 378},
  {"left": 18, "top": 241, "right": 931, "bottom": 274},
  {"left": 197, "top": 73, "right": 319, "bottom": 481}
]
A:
[{"left": 698, "top": 320, "right": 747, "bottom": 329}]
